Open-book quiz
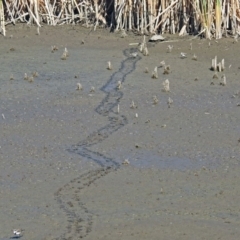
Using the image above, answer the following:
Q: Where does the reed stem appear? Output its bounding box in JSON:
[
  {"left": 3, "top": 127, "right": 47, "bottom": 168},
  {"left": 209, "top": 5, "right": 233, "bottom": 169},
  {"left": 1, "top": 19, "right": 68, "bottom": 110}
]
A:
[{"left": 1, "top": 0, "right": 239, "bottom": 39}]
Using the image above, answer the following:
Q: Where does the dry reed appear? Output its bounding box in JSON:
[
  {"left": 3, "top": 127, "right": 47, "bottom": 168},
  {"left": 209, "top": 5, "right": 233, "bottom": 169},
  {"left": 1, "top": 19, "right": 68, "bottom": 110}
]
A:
[
  {"left": 130, "top": 100, "right": 137, "bottom": 109},
  {"left": 76, "top": 83, "right": 83, "bottom": 90},
  {"left": 152, "top": 66, "right": 158, "bottom": 79},
  {"left": 1, "top": 0, "right": 239, "bottom": 39},
  {"left": 163, "top": 65, "right": 170, "bottom": 74},
  {"left": 24, "top": 73, "right": 28, "bottom": 80},
  {"left": 220, "top": 74, "right": 226, "bottom": 85},
  {"left": 0, "top": 0, "right": 5, "bottom": 36},
  {"left": 144, "top": 67, "right": 149, "bottom": 73},
  {"left": 107, "top": 61, "right": 112, "bottom": 70},
  {"left": 117, "top": 80, "right": 122, "bottom": 90},
  {"left": 163, "top": 79, "right": 170, "bottom": 92},
  {"left": 192, "top": 54, "right": 197, "bottom": 60},
  {"left": 90, "top": 86, "right": 95, "bottom": 92},
  {"left": 168, "top": 97, "right": 173, "bottom": 108},
  {"left": 153, "top": 95, "right": 159, "bottom": 104}
]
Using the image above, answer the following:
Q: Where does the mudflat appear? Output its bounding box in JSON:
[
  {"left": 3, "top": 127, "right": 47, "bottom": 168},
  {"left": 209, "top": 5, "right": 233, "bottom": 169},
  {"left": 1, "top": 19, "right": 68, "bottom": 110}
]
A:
[{"left": 0, "top": 25, "right": 240, "bottom": 240}]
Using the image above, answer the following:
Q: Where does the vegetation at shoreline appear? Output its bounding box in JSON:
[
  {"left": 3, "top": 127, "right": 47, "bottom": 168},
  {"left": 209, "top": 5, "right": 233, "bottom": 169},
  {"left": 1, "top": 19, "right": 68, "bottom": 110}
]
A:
[{"left": 0, "top": 0, "right": 240, "bottom": 39}]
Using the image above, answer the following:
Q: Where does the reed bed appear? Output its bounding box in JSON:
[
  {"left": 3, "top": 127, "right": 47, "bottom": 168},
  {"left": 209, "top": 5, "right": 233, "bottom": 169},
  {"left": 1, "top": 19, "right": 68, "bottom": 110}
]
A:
[{"left": 0, "top": 0, "right": 240, "bottom": 38}]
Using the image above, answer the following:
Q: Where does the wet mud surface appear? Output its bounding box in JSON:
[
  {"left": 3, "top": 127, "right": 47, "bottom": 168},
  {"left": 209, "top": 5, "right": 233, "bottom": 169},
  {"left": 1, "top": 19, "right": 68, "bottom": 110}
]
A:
[{"left": 0, "top": 25, "right": 240, "bottom": 240}]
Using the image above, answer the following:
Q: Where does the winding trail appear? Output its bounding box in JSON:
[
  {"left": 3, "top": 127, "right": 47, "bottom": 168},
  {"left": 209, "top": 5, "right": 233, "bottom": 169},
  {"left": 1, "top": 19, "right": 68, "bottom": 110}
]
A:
[{"left": 54, "top": 48, "right": 141, "bottom": 239}]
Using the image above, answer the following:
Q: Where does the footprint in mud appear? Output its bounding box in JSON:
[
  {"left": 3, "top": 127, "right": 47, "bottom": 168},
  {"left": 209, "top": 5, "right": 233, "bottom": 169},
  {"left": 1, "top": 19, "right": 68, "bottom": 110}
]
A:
[{"left": 54, "top": 48, "right": 141, "bottom": 239}]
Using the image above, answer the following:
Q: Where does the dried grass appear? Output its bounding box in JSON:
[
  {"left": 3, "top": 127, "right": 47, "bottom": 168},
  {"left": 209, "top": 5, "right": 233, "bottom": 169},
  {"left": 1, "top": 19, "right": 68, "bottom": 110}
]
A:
[{"left": 1, "top": 0, "right": 240, "bottom": 39}]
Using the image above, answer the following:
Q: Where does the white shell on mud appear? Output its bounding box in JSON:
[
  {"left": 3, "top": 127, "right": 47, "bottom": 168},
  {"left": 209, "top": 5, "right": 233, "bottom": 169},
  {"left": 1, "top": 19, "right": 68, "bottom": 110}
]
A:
[{"left": 149, "top": 35, "right": 165, "bottom": 42}]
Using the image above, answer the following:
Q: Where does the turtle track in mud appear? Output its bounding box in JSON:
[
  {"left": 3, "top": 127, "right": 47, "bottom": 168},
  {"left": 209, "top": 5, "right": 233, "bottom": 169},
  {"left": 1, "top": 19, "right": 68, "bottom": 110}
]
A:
[{"left": 54, "top": 48, "right": 141, "bottom": 240}]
